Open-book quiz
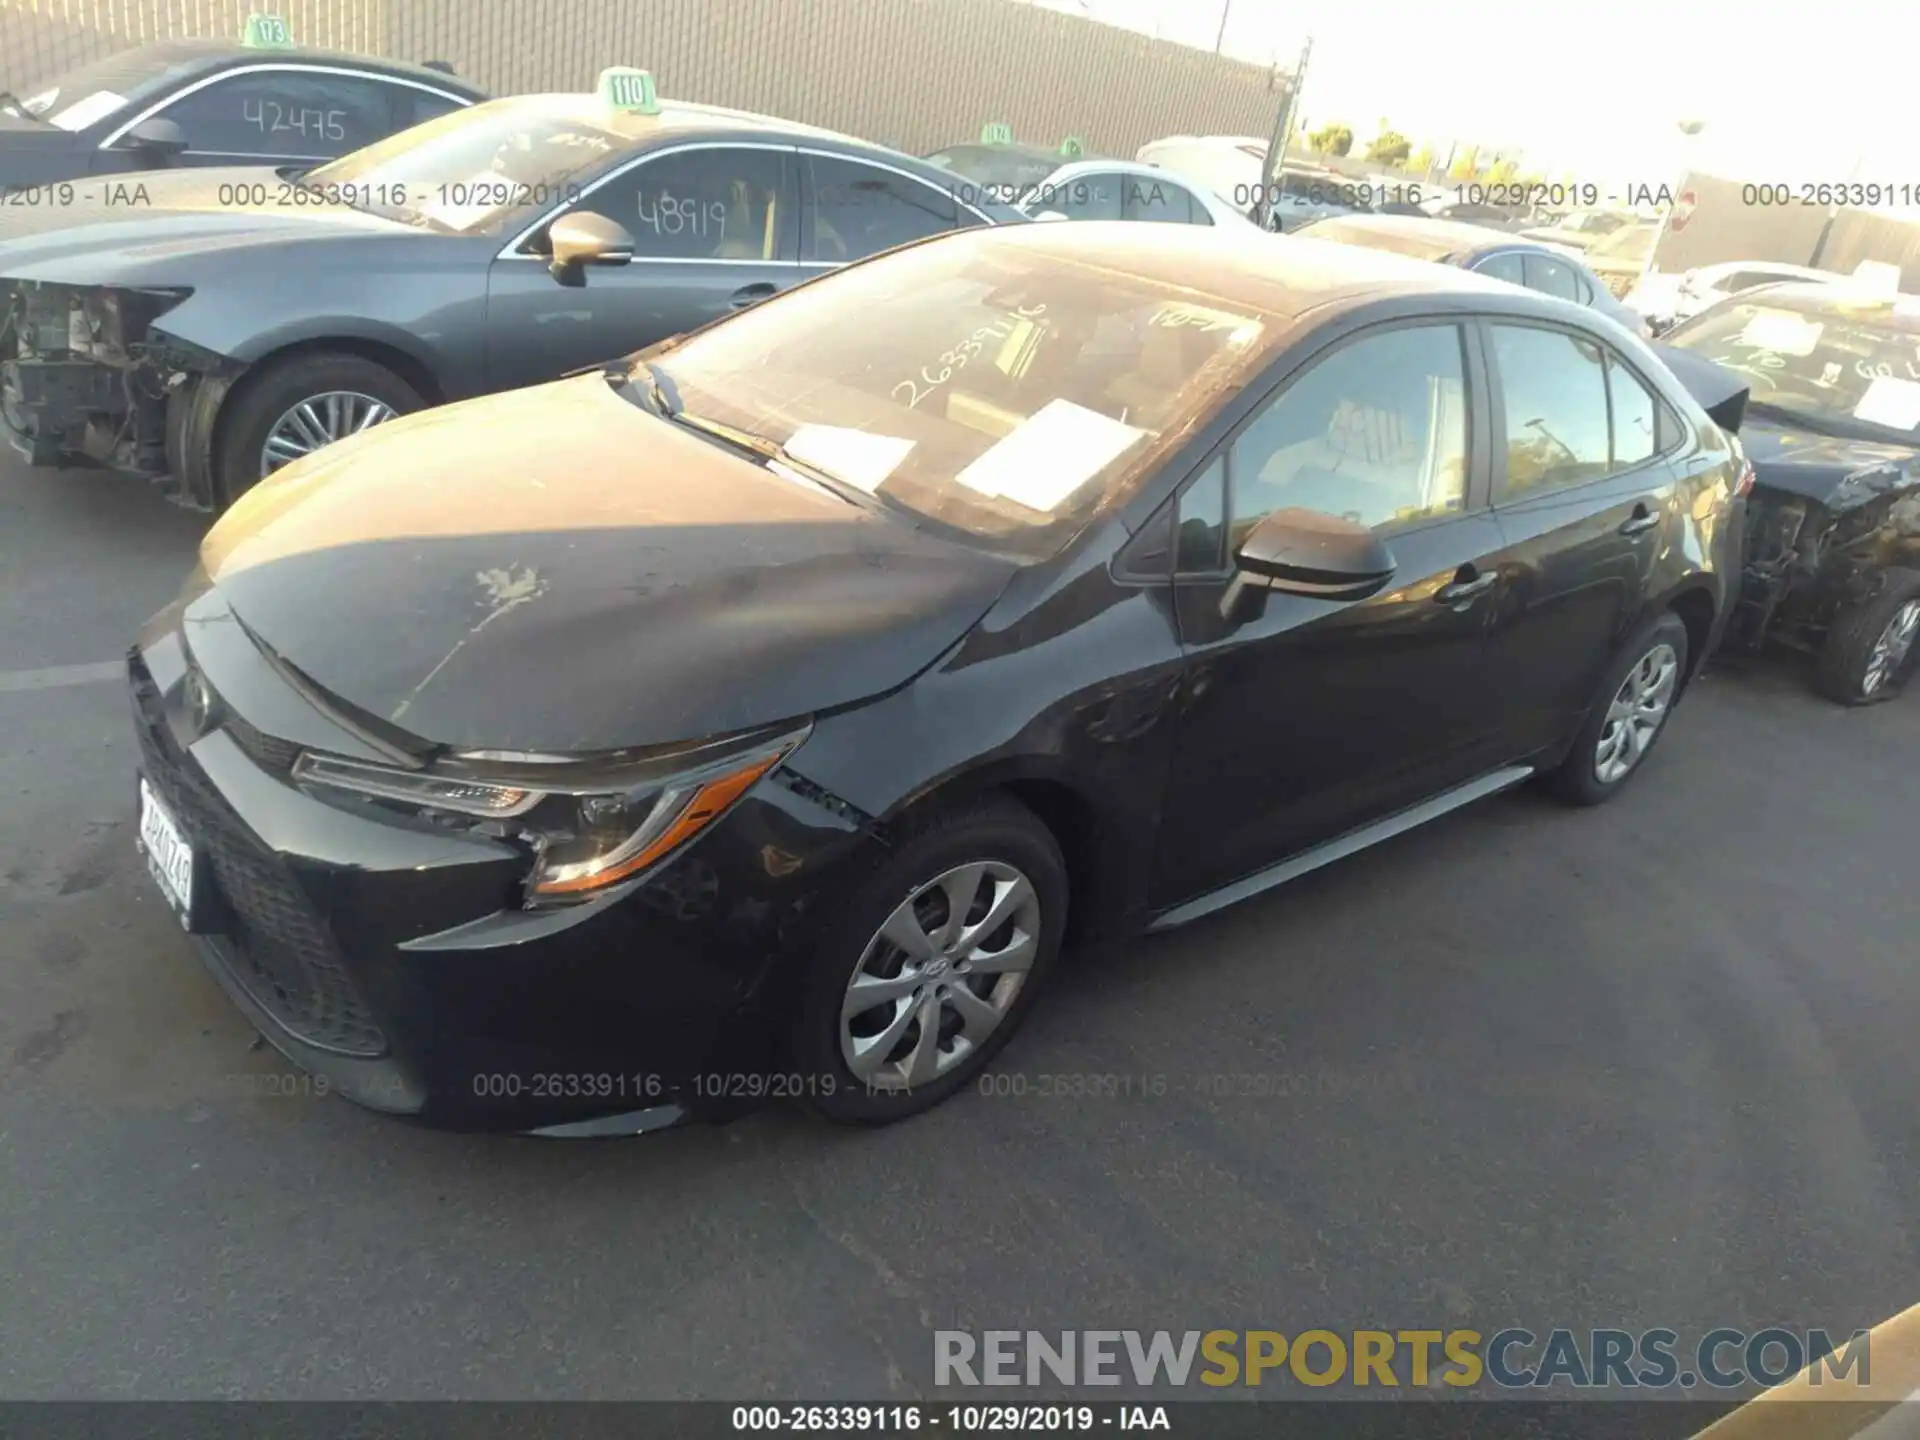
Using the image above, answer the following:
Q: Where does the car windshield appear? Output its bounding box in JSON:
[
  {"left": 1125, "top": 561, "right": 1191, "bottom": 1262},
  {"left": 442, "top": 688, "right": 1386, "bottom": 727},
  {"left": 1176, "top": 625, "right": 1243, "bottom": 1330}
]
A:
[
  {"left": 304, "top": 94, "right": 649, "bottom": 232},
  {"left": 633, "top": 232, "right": 1281, "bottom": 560},
  {"left": 1665, "top": 295, "right": 1920, "bottom": 442},
  {"left": 1, "top": 45, "right": 185, "bottom": 130}
]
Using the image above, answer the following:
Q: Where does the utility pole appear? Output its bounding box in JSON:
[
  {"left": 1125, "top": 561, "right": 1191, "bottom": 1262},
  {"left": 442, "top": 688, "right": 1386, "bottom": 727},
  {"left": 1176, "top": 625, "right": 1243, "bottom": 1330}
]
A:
[
  {"left": 1214, "top": 0, "right": 1232, "bottom": 53},
  {"left": 1254, "top": 34, "right": 1312, "bottom": 230}
]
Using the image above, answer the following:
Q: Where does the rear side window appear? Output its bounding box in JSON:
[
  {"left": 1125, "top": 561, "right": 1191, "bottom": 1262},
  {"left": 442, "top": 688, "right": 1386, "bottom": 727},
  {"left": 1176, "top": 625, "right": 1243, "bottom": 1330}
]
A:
[
  {"left": 393, "top": 86, "right": 467, "bottom": 130},
  {"left": 1123, "top": 178, "right": 1194, "bottom": 224},
  {"left": 1523, "top": 253, "right": 1584, "bottom": 303},
  {"left": 1473, "top": 252, "right": 1526, "bottom": 285},
  {"left": 809, "top": 154, "right": 960, "bottom": 262},
  {"left": 1489, "top": 323, "right": 1611, "bottom": 495},
  {"left": 1607, "top": 355, "right": 1658, "bottom": 468},
  {"left": 1043, "top": 172, "right": 1124, "bottom": 221}
]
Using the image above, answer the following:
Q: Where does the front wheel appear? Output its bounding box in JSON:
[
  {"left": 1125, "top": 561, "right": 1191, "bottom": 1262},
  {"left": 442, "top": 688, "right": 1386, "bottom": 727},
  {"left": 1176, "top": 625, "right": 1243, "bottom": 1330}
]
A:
[
  {"left": 792, "top": 799, "right": 1068, "bottom": 1126},
  {"left": 213, "top": 351, "right": 423, "bottom": 508},
  {"left": 1545, "top": 612, "right": 1690, "bottom": 806},
  {"left": 1814, "top": 568, "right": 1920, "bottom": 706}
]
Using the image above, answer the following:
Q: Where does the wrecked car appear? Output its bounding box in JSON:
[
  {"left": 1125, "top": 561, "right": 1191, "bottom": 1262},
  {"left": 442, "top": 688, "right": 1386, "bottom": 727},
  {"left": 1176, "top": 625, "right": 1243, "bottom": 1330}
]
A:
[
  {"left": 129, "top": 222, "right": 1744, "bottom": 1134},
  {"left": 1, "top": 74, "right": 1019, "bottom": 510},
  {"left": 0, "top": 33, "right": 482, "bottom": 189},
  {"left": 1663, "top": 285, "right": 1920, "bottom": 704}
]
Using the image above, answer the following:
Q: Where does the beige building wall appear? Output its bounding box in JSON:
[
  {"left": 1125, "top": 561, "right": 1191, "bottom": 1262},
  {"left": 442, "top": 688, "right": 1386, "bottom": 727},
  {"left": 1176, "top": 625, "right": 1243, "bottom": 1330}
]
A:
[{"left": 2, "top": 0, "right": 1289, "bottom": 162}]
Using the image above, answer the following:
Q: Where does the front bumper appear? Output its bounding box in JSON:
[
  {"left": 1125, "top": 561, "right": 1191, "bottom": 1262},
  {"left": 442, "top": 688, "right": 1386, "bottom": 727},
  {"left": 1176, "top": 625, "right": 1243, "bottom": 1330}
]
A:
[{"left": 128, "top": 591, "right": 874, "bottom": 1132}]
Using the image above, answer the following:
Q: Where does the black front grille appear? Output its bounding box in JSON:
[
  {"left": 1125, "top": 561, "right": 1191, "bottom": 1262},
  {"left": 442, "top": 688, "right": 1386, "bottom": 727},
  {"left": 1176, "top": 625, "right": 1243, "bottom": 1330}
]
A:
[{"left": 130, "top": 655, "right": 388, "bottom": 1058}]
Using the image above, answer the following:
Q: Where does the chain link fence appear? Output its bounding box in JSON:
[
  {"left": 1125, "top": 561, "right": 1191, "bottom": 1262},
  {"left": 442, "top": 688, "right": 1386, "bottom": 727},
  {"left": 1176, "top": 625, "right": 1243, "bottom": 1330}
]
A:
[{"left": 1, "top": 0, "right": 1290, "bottom": 162}]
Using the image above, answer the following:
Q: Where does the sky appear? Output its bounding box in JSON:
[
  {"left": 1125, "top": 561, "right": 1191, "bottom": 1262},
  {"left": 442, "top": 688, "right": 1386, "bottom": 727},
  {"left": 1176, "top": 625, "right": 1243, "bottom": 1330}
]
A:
[{"left": 1032, "top": 0, "right": 1913, "bottom": 189}]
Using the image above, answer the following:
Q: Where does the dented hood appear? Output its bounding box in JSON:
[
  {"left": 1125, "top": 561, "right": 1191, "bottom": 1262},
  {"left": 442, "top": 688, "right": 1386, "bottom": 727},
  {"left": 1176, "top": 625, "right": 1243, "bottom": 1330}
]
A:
[{"left": 200, "top": 375, "right": 1021, "bottom": 753}]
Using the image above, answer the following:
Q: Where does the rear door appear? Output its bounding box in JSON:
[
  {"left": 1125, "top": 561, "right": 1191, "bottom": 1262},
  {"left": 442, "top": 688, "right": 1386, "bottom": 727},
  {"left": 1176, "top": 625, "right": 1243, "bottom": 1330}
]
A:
[
  {"left": 483, "top": 142, "right": 802, "bottom": 389},
  {"left": 1477, "top": 319, "right": 1682, "bottom": 754}
]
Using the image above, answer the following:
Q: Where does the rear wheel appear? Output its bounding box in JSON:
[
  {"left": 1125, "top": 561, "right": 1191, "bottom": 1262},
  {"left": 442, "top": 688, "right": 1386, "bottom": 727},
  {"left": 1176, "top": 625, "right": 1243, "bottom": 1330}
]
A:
[
  {"left": 213, "top": 351, "right": 422, "bottom": 508},
  {"left": 792, "top": 799, "right": 1067, "bottom": 1126},
  {"left": 1545, "top": 612, "right": 1689, "bottom": 806},
  {"left": 1814, "top": 569, "right": 1920, "bottom": 706}
]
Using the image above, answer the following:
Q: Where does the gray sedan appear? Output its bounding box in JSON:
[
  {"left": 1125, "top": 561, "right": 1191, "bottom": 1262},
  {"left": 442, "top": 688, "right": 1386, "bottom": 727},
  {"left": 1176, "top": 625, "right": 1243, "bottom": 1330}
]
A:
[{"left": 0, "top": 89, "right": 1021, "bottom": 508}]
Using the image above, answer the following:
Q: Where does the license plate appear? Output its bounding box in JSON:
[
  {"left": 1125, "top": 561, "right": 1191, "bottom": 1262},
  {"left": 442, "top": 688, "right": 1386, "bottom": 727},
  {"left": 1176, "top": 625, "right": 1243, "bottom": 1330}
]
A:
[{"left": 137, "top": 776, "right": 198, "bottom": 928}]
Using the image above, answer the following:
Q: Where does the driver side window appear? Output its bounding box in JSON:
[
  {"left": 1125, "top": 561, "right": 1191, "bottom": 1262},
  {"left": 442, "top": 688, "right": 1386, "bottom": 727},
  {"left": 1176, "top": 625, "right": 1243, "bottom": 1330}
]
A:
[
  {"left": 573, "top": 146, "right": 796, "bottom": 261},
  {"left": 1226, "top": 324, "right": 1470, "bottom": 545}
]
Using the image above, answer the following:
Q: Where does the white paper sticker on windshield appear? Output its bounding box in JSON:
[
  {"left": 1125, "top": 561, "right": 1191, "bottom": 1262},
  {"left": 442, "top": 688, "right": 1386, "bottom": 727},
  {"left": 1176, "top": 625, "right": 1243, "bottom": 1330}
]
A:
[
  {"left": 1736, "top": 312, "right": 1824, "bottom": 356},
  {"left": 49, "top": 90, "right": 126, "bottom": 131},
  {"left": 954, "top": 399, "right": 1146, "bottom": 512},
  {"left": 783, "top": 425, "right": 914, "bottom": 494},
  {"left": 1852, "top": 376, "right": 1920, "bottom": 431}
]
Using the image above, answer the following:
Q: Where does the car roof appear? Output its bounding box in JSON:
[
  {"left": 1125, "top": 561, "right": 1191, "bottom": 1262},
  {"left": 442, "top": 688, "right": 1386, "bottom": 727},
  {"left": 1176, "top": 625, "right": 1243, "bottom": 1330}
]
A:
[
  {"left": 35, "top": 36, "right": 485, "bottom": 98},
  {"left": 492, "top": 91, "right": 916, "bottom": 150},
  {"left": 938, "top": 220, "right": 1540, "bottom": 321},
  {"left": 1296, "top": 212, "right": 1533, "bottom": 263}
]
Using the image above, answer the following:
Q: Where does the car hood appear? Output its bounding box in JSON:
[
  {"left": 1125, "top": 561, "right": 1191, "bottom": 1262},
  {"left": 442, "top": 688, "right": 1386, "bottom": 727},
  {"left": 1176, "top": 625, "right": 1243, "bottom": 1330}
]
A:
[
  {"left": 0, "top": 164, "right": 408, "bottom": 278},
  {"left": 1741, "top": 419, "right": 1920, "bottom": 511},
  {"left": 199, "top": 374, "right": 1022, "bottom": 754}
]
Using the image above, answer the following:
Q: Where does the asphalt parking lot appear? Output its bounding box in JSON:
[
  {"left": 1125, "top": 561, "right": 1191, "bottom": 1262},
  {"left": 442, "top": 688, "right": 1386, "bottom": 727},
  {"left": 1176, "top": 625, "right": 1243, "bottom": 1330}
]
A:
[{"left": 1, "top": 455, "right": 1915, "bottom": 1402}]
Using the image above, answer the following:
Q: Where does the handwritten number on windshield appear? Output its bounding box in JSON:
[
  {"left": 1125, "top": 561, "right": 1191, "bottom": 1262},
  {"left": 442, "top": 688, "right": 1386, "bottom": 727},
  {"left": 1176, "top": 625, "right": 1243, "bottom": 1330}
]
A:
[{"left": 892, "top": 304, "right": 1046, "bottom": 410}]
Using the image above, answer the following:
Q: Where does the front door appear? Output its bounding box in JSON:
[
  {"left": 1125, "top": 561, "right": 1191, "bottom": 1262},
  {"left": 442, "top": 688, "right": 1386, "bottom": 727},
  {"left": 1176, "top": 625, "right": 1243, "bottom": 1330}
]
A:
[
  {"left": 1477, "top": 321, "right": 1677, "bottom": 754},
  {"left": 1154, "top": 320, "right": 1510, "bottom": 907},
  {"left": 484, "top": 143, "right": 802, "bottom": 390}
]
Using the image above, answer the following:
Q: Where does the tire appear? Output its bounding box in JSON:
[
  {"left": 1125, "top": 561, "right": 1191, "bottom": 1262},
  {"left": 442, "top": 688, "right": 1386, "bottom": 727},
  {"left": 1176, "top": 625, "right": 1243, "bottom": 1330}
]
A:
[
  {"left": 1544, "top": 611, "right": 1690, "bottom": 806},
  {"left": 792, "top": 798, "right": 1068, "bottom": 1126},
  {"left": 1813, "top": 568, "right": 1920, "bottom": 706},
  {"left": 213, "top": 351, "right": 423, "bottom": 508}
]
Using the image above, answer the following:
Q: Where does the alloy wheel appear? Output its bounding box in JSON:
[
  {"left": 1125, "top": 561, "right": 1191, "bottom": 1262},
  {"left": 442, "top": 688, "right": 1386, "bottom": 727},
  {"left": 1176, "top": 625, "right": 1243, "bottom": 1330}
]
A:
[
  {"left": 1862, "top": 600, "right": 1920, "bottom": 696},
  {"left": 260, "top": 391, "right": 398, "bottom": 477},
  {"left": 840, "top": 860, "right": 1040, "bottom": 1091},
  {"left": 1594, "top": 641, "right": 1679, "bottom": 784}
]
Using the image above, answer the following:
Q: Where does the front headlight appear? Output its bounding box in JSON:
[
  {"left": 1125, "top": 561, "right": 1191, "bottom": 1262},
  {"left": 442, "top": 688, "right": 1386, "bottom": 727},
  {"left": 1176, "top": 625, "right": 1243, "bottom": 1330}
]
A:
[{"left": 293, "top": 722, "right": 808, "bottom": 906}]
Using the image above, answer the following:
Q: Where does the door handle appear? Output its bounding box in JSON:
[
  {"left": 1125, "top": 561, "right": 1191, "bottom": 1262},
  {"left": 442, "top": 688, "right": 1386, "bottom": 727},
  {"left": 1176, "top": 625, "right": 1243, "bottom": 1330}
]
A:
[
  {"left": 729, "top": 281, "right": 779, "bottom": 309},
  {"left": 1434, "top": 569, "right": 1499, "bottom": 607},
  {"left": 1618, "top": 504, "right": 1659, "bottom": 536}
]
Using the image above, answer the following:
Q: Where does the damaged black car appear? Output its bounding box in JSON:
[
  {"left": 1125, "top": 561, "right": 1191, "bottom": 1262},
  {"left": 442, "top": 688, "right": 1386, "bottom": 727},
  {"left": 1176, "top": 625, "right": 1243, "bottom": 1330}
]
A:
[
  {"left": 129, "top": 223, "right": 1744, "bottom": 1134},
  {"left": 1663, "top": 286, "right": 1920, "bottom": 704}
]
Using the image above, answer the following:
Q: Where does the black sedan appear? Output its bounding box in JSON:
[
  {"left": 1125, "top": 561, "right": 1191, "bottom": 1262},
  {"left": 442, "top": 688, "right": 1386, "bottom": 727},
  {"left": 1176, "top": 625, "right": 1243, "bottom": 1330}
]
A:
[
  {"left": 1299, "top": 213, "right": 1653, "bottom": 337},
  {"left": 0, "top": 37, "right": 483, "bottom": 188},
  {"left": 128, "top": 222, "right": 1746, "bottom": 1134},
  {"left": 1, "top": 85, "right": 1020, "bottom": 509}
]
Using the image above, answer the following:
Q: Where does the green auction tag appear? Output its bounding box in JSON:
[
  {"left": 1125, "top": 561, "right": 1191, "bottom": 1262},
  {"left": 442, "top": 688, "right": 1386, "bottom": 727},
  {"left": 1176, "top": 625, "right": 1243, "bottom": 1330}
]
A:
[
  {"left": 241, "top": 12, "right": 294, "bottom": 48},
  {"left": 980, "top": 122, "right": 1013, "bottom": 146},
  {"left": 1059, "top": 136, "right": 1085, "bottom": 159},
  {"left": 598, "top": 67, "right": 660, "bottom": 115}
]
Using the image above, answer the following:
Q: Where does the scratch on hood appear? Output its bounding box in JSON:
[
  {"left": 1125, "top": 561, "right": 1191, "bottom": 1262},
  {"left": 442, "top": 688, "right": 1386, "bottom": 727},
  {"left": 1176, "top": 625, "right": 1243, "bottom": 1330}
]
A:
[{"left": 391, "top": 565, "right": 549, "bottom": 722}]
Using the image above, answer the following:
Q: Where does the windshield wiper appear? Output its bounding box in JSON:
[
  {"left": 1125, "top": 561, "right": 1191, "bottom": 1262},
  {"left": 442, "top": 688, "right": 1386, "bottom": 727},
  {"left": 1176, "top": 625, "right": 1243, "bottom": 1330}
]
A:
[{"left": 672, "top": 411, "right": 888, "bottom": 513}]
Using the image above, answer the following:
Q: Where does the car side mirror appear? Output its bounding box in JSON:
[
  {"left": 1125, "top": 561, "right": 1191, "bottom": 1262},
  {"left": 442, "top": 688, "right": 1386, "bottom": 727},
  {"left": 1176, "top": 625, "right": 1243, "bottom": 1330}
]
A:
[
  {"left": 121, "top": 117, "right": 187, "bottom": 159},
  {"left": 547, "top": 212, "right": 636, "bottom": 285},
  {"left": 1231, "top": 507, "right": 1397, "bottom": 602}
]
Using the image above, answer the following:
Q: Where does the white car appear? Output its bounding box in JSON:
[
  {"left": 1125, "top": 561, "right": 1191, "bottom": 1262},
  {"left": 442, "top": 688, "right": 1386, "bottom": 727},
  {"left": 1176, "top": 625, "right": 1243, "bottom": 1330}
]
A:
[
  {"left": 1134, "top": 135, "right": 1269, "bottom": 217},
  {"left": 1016, "top": 157, "right": 1259, "bottom": 228},
  {"left": 1628, "top": 260, "right": 1849, "bottom": 333}
]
